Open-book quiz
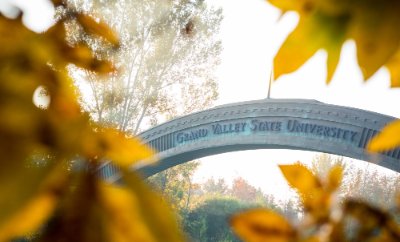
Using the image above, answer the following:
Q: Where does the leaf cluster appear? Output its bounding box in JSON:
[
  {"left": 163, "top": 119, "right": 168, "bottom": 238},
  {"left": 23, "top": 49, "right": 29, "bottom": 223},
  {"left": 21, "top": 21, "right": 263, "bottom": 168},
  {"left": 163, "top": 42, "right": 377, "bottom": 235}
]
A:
[
  {"left": 270, "top": 0, "right": 400, "bottom": 86},
  {"left": 0, "top": 1, "right": 183, "bottom": 241},
  {"left": 230, "top": 164, "right": 400, "bottom": 242}
]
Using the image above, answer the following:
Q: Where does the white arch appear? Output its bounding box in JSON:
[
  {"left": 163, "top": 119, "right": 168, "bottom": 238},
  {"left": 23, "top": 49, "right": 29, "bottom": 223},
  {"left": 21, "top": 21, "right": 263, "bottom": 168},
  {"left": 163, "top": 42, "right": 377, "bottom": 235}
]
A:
[{"left": 98, "top": 99, "right": 400, "bottom": 180}]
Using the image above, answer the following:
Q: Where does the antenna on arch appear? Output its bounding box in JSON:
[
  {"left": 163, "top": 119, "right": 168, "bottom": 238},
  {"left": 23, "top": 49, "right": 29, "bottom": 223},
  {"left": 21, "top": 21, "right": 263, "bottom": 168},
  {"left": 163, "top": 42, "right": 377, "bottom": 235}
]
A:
[{"left": 267, "top": 67, "right": 273, "bottom": 99}]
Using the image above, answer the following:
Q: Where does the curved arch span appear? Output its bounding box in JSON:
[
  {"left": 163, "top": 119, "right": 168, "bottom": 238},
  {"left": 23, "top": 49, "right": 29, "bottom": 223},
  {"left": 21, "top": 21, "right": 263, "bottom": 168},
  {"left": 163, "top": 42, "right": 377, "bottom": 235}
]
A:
[{"left": 98, "top": 99, "right": 400, "bottom": 180}]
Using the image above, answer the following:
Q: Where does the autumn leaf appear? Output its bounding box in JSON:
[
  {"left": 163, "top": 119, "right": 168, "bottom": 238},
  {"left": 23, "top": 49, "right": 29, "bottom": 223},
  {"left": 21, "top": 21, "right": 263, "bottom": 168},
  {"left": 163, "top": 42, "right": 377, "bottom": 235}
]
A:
[
  {"left": 385, "top": 49, "right": 400, "bottom": 87},
  {"left": 0, "top": 2, "right": 166, "bottom": 240},
  {"left": 121, "top": 170, "right": 185, "bottom": 242},
  {"left": 396, "top": 194, "right": 400, "bottom": 210},
  {"left": 65, "top": 43, "right": 116, "bottom": 74},
  {"left": 76, "top": 14, "right": 119, "bottom": 47},
  {"left": 98, "top": 128, "right": 155, "bottom": 168},
  {"left": 230, "top": 208, "right": 296, "bottom": 242},
  {"left": 45, "top": 22, "right": 116, "bottom": 74},
  {"left": 280, "top": 164, "right": 337, "bottom": 224},
  {"left": 100, "top": 184, "right": 157, "bottom": 242},
  {"left": 279, "top": 163, "right": 322, "bottom": 197},
  {"left": 326, "top": 165, "right": 342, "bottom": 192},
  {"left": 35, "top": 169, "right": 184, "bottom": 242},
  {"left": 36, "top": 172, "right": 108, "bottom": 242},
  {"left": 344, "top": 200, "right": 400, "bottom": 241},
  {"left": 269, "top": 0, "right": 400, "bottom": 85},
  {"left": 367, "top": 120, "right": 400, "bottom": 152},
  {"left": 232, "top": 164, "right": 399, "bottom": 242},
  {"left": 0, "top": 162, "right": 69, "bottom": 241},
  {"left": 273, "top": 10, "right": 347, "bottom": 83}
]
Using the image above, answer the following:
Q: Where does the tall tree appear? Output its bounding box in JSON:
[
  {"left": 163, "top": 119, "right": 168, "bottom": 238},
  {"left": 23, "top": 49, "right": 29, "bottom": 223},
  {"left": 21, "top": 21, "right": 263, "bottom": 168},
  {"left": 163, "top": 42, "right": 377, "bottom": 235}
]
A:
[
  {"left": 310, "top": 153, "right": 346, "bottom": 179},
  {"left": 70, "top": 0, "right": 222, "bottom": 133},
  {"left": 231, "top": 177, "right": 258, "bottom": 202},
  {"left": 148, "top": 161, "right": 200, "bottom": 211},
  {"left": 66, "top": 0, "right": 222, "bottom": 215},
  {"left": 183, "top": 198, "right": 247, "bottom": 242},
  {"left": 344, "top": 166, "right": 400, "bottom": 208},
  {"left": 202, "top": 177, "right": 229, "bottom": 196}
]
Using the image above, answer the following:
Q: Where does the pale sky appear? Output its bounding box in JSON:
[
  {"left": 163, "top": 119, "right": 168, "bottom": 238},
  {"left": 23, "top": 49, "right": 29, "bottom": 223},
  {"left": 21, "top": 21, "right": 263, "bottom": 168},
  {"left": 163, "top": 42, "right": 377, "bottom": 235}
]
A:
[{"left": 4, "top": 0, "right": 399, "bottom": 202}]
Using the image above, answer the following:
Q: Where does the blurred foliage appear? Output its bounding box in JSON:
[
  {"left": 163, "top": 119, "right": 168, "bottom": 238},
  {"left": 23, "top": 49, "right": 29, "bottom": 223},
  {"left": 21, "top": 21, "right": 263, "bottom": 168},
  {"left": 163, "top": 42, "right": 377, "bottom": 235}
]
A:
[
  {"left": 230, "top": 164, "right": 400, "bottom": 242},
  {"left": 269, "top": 0, "right": 400, "bottom": 86},
  {"left": 0, "top": 0, "right": 183, "bottom": 241}
]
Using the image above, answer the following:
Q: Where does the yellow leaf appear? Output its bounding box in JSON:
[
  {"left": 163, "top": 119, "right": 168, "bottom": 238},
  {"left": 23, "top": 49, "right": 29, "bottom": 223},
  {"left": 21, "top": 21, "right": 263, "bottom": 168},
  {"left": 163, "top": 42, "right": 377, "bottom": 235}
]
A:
[
  {"left": 44, "top": 21, "right": 116, "bottom": 74},
  {"left": 76, "top": 14, "right": 119, "bottom": 47},
  {"left": 269, "top": 0, "right": 349, "bottom": 16},
  {"left": 121, "top": 171, "right": 185, "bottom": 242},
  {"left": 343, "top": 199, "right": 400, "bottom": 240},
  {"left": 0, "top": 162, "right": 69, "bottom": 241},
  {"left": 317, "top": 0, "right": 350, "bottom": 16},
  {"left": 386, "top": 49, "right": 400, "bottom": 87},
  {"left": 269, "top": 0, "right": 400, "bottom": 83},
  {"left": 99, "top": 184, "right": 156, "bottom": 242},
  {"left": 327, "top": 165, "right": 342, "bottom": 191},
  {"left": 367, "top": 120, "right": 400, "bottom": 152},
  {"left": 350, "top": 7, "right": 400, "bottom": 80},
  {"left": 0, "top": 194, "right": 56, "bottom": 241},
  {"left": 274, "top": 17, "right": 319, "bottom": 81},
  {"left": 274, "top": 11, "right": 347, "bottom": 83},
  {"left": 36, "top": 170, "right": 182, "bottom": 242},
  {"left": 268, "top": 0, "right": 316, "bottom": 15},
  {"left": 302, "top": 237, "right": 320, "bottom": 242},
  {"left": 65, "top": 44, "right": 116, "bottom": 74},
  {"left": 36, "top": 172, "right": 108, "bottom": 242},
  {"left": 230, "top": 208, "right": 296, "bottom": 242},
  {"left": 326, "top": 40, "right": 342, "bottom": 84},
  {"left": 279, "top": 165, "right": 337, "bottom": 223},
  {"left": 279, "top": 163, "right": 322, "bottom": 197},
  {"left": 99, "top": 129, "right": 155, "bottom": 168}
]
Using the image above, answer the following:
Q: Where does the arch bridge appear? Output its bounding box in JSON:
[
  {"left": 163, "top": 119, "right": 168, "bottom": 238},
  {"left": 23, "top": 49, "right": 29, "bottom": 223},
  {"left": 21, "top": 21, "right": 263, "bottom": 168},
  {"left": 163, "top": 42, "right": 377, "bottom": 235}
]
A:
[{"left": 98, "top": 99, "right": 400, "bottom": 181}]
